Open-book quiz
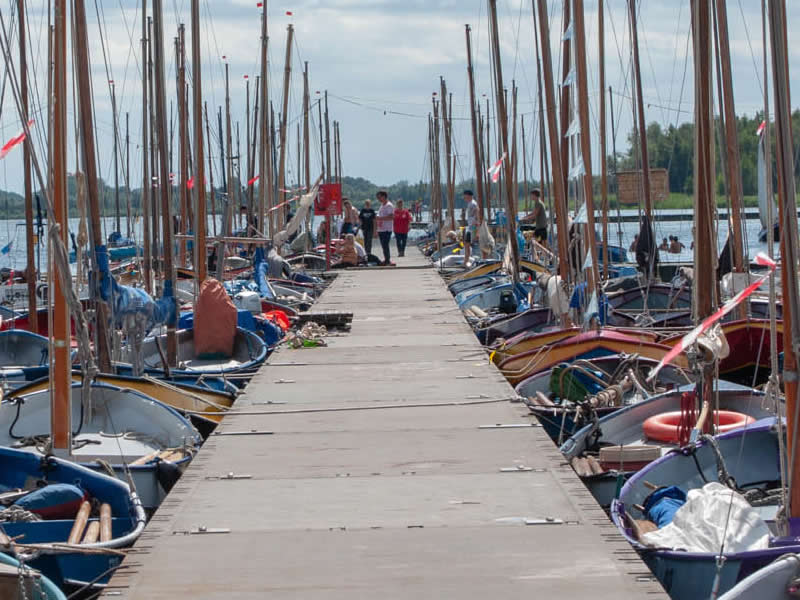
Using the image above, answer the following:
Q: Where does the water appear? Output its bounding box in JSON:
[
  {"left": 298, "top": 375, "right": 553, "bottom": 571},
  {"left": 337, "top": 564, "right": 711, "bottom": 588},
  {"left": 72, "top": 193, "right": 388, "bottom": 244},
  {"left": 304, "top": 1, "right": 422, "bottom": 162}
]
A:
[{"left": 0, "top": 210, "right": 774, "bottom": 272}]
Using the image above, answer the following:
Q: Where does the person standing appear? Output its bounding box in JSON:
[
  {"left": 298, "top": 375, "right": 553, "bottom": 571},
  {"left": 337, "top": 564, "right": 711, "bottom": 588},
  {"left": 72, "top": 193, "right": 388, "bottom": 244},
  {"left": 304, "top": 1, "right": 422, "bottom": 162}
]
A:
[
  {"left": 463, "top": 190, "right": 479, "bottom": 266},
  {"left": 358, "top": 199, "right": 377, "bottom": 256},
  {"left": 393, "top": 199, "right": 412, "bottom": 257},
  {"left": 341, "top": 198, "right": 359, "bottom": 235},
  {"left": 375, "top": 191, "right": 394, "bottom": 266},
  {"left": 521, "top": 189, "right": 548, "bottom": 247}
]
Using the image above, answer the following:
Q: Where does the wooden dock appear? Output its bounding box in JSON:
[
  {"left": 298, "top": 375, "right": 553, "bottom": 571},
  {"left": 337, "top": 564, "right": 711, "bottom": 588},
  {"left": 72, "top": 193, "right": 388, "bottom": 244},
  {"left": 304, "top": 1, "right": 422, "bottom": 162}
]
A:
[{"left": 105, "top": 248, "right": 666, "bottom": 599}]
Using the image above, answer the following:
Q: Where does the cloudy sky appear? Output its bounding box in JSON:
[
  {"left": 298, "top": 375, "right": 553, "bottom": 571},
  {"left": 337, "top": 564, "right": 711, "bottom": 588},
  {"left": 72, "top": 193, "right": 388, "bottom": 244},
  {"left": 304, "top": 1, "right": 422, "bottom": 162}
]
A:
[{"left": 0, "top": 0, "right": 794, "bottom": 196}]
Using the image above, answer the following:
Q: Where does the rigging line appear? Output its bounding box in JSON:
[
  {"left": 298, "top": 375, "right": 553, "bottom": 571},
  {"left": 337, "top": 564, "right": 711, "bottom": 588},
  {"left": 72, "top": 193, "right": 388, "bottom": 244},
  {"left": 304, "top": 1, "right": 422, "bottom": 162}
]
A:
[
  {"left": 735, "top": 0, "right": 763, "bottom": 96},
  {"left": 665, "top": 0, "right": 686, "bottom": 123},
  {"left": 636, "top": 0, "right": 669, "bottom": 126},
  {"left": 606, "top": 0, "right": 633, "bottom": 146},
  {"left": 23, "top": 0, "right": 48, "bottom": 164}
]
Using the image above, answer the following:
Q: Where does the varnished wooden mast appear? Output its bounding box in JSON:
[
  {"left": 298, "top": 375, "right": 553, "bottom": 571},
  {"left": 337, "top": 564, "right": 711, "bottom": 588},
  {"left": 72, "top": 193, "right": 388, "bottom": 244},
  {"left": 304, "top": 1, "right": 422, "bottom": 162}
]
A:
[
  {"left": 191, "top": 0, "right": 206, "bottom": 282},
  {"left": 205, "top": 104, "right": 216, "bottom": 237},
  {"left": 258, "top": 4, "right": 270, "bottom": 233},
  {"left": 440, "top": 78, "right": 455, "bottom": 231},
  {"left": 573, "top": 0, "right": 601, "bottom": 303},
  {"left": 176, "top": 25, "right": 188, "bottom": 266},
  {"left": 768, "top": 0, "right": 800, "bottom": 516},
  {"left": 248, "top": 76, "right": 260, "bottom": 233},
  {"left": 111, "top": 81, "right": 120, "bottom": 234},
  {"left": 598, "top": 0, "right": 609, "bottom": 279},
  {"left": 125, "top": 112, "right": 131, "bottom": 239},
  {"left": 511, "top": 82, "right": 518, "bottom": 228},
  {"left": 225, "top": 65, "right": 234, "bottom": 237},
  {"left": 74, "top": 0, "right": 112, "bottom": 372},
  {"left": 488, "top": 0, "right": 519, "bottom": 283},
  {"left": 324, "top": 91, "right": 332, "bottom": 183},
  {"left": 18, "top": 0, "right": 36, "bottom": 332},
  {"left": 715, "top": 0, "right": 746, "bottom": 317},
  {"left": 629, "top": 0, "right": 654, "bottom": 225},
  {"left": 277, "top": 25, "right": 294, "bottom": 227},
  {"left": 465, "top": 26, "right": 485, "bottom": 223},
  {"left": 152, "top": 0, "right": 177, "bottom": 365},
  {"left": 558, "top": 0, "right": 571, "bottom": 199},
  {"left": 535, "top": 0, "right": 570, "bottom": 285},
  {"left": 51, "top": 0, "right": 71, "bottom": 455},
  {"left": 142, "top": 2, "right": 152, "bottom": 292},
  {"left": 303, "top": 63, "right": 310, "bottom": 193}
]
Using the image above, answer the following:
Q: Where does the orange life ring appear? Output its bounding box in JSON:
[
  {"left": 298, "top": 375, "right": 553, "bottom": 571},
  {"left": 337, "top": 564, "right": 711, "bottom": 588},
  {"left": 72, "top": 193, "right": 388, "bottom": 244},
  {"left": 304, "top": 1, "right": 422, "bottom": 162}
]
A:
[{"left": 642, "top": 410, "right": 755, "bottom": 444}]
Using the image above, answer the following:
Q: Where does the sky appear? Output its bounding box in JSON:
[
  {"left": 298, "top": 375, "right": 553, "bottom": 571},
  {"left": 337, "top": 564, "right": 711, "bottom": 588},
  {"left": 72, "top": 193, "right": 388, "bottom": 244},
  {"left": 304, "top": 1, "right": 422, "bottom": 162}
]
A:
[{"left": 0, "top": 0, "right": 794, "bottom": 197}]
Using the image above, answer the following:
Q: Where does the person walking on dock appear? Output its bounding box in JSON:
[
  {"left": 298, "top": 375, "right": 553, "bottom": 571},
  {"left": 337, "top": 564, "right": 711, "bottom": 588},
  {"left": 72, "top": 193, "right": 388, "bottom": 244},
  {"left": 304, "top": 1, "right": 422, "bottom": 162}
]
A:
[
  {"left": 376, "top": 191, "right": 394, "bottom": 266},
  {"left": 521, "top": 189, "right": 548, "bottom": 247},
  {"left": 393, "top": 199, "right": 412, "bottom": 257},
  {"left": 341, "top": 199, "right": 359, "bottom": 236},
  {"left": 359, "top": 199, "right": 377, "bottom": 256},
  {"left": 463, "top": 190, "right": 478, "bottom": 266}
]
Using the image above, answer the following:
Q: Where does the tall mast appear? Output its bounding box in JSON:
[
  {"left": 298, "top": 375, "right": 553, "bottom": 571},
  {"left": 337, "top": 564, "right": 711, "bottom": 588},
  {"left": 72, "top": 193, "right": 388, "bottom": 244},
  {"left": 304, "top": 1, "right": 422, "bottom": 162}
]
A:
[
  {"left": 51, "top": 0, "right": 71, "bottom": 455},
  {"left": 18, "top": 0, "right": 36, "bottom": 332},
  {"left": 177, "top": 25, "right": 188, "bottom": 266},
  {"left": 558, "top": 0, "right": 571, "bottom": 199},
  {"left": 598, "top": 0, "right": 609, "bottom": 279},
  {"left": 768, "top": 0, "right": 800, "bottom": 516},
  {"left": 225, "top": 65, "right": 234, "bottom": 237},
  {"left": 715, "top": 0, "right": 746, "bottom": 315},
  {"left": 432, "top": 96, "right": 442, "bottom": 251},
  {"left": 258, "top": 4, "right": 269, "bottom": 233},
  {"left": 191, "top": 0, "right": 207, "bottom": 282},
  {"left": 440, "top": 78, "right": 455, "bottom": 231},
  {"left": 324, "top": 91, "right": 332, "bottom": 183},
  {"left": 521, "top": 114, "right": 528, "bottom": 210},
  {"left": 142, "top": 1, "right": 152, "bottom": 292},
  {"left": 488, "top": 0, "right": 519, "bottom": 283},
  {"left": 247, "top": 76, "right": 260, "bottom": 233},
  {"left": 111, "top": 81, "right": 120, "bottom": 234},
  {"left": 245, "top": 76, "right": 252, "bottom": 229},
  {"left": 535, "top": 0, "right": 570, "bottom": 288},
  {"left": 152, "top": 0, "right": 177, "bottom": 365},
  {"left": 511, "top": 82, "right": 518, "bottom": 230},
  {"left": 148, "top": 18, "right": 159, "bottom": 283},
  {"left": 465, "top": 26, "right": 485, "bottom": 223},
  {"left": 204, "top": 104, "right": 216, "bottom": 237},
  {"left": 277, "top": 25, "right": 295, "bottom": 227},
  {"left": 125, "top": 112, "right": 131, "bottom": 239},
  {"left": 573, "top": 0, "right": 601, "bottom": 303},
  {"left": 317, "top": 97, "right": 324, "bottom": 180},
  {"left": 303, "top": 63, "right": 310, "bottom": 193},
  {"left": 74, "top": 0, "right": 112, "bottom": 372}
]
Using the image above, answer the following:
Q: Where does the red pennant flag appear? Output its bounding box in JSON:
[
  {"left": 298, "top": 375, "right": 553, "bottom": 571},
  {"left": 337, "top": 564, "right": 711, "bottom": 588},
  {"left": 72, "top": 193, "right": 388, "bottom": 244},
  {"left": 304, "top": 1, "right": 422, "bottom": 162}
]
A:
[
  {"left": 247, "top": 174, "right": 260, "bottom": 186},
  {"left": 286, "top": 11, "right": 293, "bottom": 15},
  {"left": 257, "top": 1, "right": 263, "bottom": 6},
  {"left": 0, "top": 119, "right": 34, "bottom": 160},
  {"left": 243, "top": 75, "right": 249, "bottom": 79},
  {"left": 756, "top": 120, "right": 766, "bottom": 136},
  {"left": 187, "top": 176, "right": 195, "bottom": 190}
]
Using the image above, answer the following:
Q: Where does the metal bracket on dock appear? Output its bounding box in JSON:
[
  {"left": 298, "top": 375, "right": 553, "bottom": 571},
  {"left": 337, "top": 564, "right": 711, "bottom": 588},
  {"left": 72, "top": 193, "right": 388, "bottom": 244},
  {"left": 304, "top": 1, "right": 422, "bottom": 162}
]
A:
[
  {"left": 479, "top": 423, "right": 541, "bottom": 429},
  {"left": 173, "top": 526, "right": 231, "bottom": 535},
  {"left": 212, "top": 429, "right": 275, "bottom": 436},
  {"left": 205, "top": 473, "right": 253, "bottom": 480}
]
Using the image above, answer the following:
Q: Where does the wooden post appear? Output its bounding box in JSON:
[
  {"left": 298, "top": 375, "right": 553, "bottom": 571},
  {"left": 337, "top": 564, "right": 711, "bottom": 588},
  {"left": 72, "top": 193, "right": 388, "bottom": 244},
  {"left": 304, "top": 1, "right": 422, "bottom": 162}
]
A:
[
  {"left": 18, "top": 0, "right": 36, "bottom": 332},
  {"left": 465, "top": 26, "right": 485, "bottom": 223},
  {"left": 51, "top": 0, "right": 71, "bottom": 455},
  {"left": 152, "top": 0, "right": 177, "bottom": 366},
  {"left": 599, "top": 0, "right": 609, "bottom": 280},
  {"left": 73, "top": 0, "right": 113, "bottom": 373},
  {"left": 535, "top": 0, "right": 570, "bottom": 286},
  {"left": 277, "top": 25, "right": 294, "bottom": 228},
  {"left": 488, "top": 0, "right": 519, "bottom": 283}
]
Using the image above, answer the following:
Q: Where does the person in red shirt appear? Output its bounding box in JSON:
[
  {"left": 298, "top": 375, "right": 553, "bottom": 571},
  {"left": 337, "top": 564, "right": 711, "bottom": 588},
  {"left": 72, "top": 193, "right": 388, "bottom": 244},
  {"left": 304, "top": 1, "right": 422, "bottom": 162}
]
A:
[{"left": 393, "top": 199, "right": 413, "bottom": 257}]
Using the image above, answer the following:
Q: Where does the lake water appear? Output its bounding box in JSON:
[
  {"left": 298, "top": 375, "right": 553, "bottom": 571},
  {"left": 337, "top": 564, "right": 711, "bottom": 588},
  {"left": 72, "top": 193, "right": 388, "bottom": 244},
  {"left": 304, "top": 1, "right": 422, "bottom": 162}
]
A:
[{"left": 0, "top": 209, "right": 776, "bottom": 272}]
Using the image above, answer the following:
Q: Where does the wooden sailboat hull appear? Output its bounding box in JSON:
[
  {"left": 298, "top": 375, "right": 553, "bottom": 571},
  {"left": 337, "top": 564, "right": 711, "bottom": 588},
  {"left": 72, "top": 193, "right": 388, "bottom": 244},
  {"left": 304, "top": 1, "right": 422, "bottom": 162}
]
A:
[
  {"left": 0, "top": 382, "right": 201, "bottom": 510},
  {"left": 475, "top": 307, "right": 554, "bottom": 346},
  {"left": 610, "top": 420, "right": 792, "bottom": 600},
  {"left": 0, "top": 446, "right": 145, "bottom": 588},
  {"left": 497, "top": 330, "right": 688, "bottom": 386}
]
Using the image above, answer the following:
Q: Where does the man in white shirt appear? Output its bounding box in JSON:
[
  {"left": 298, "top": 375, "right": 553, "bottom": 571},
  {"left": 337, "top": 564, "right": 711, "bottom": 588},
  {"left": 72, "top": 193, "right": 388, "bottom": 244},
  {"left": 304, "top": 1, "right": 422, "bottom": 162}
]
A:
[
  {"left": 375, "top": 191, "right": 394, "bottom": 266},
  {"left": 463, "top": 190, "right": 479, "bottom": 266}
]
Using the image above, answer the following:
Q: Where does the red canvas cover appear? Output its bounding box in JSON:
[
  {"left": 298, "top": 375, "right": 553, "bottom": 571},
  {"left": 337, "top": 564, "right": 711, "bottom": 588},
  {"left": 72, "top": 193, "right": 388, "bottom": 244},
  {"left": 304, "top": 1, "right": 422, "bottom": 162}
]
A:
[{"left": 194, "top": 278, "right": 237, "bottom": 358}]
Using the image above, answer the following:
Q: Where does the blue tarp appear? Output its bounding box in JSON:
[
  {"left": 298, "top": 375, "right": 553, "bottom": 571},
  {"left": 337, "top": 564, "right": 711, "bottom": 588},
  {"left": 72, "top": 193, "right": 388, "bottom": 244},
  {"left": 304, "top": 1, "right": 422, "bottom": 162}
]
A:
[{"left": 644, "top": 485, "right": 687, "bottom": 528}]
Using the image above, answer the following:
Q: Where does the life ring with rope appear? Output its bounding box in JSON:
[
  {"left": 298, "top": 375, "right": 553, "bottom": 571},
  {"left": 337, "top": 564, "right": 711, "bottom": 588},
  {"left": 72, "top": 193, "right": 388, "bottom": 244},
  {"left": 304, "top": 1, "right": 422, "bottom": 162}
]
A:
[{"left": 642, "top": 410, "right": 755, "bottom": 444}]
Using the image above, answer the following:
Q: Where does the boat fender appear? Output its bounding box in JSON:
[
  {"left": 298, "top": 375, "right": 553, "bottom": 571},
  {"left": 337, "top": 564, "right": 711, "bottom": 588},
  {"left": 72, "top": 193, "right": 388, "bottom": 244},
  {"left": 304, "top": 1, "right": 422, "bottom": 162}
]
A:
[
  {"left": 16, "top": 483, "right": 88, "bottom": 520},
  {"left": 643, "top": 410, "right": 755, "bottom": 444},
  {"left": 156, "top": 459, "right": 182, "bottom": 494}
]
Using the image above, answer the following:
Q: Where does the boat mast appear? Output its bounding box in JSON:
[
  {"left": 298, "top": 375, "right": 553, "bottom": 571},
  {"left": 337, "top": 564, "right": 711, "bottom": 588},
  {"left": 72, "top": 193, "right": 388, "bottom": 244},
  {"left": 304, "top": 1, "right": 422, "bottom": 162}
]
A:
[
  {"left": 18, "top": 0, "right": 36, "bottom": 332},
  {"left": 511, "top": 82, "right": 519, "bottom": 230},
  {"left": 142, "top": 2, "right": 152, "bottom": 292},
  {"left": 225, "top": 65, "right": 234, "bottom": 239},
  {"left": 465, "top": 26, "right": 486, "bottom": 227},
  {"left": 535, "top": 0, "right": 571, "bottom": 288},
  {"left": 629, "top": 0, "right": 656, "bottom": 278},
  {"left": 191, "top": 0, "right": 206, "bottom": 283},
  {"left": 573, "top": 0, "right": 601, "bottom": 305},
  {"left": 125, "top": 112, "right": 131, "bottom": 239},
  {"left": 440, "top": 78, "right": 455, "bottom": 231},
  {"left": 598, "top": 0, "right": 609, "bottom": 280},
  {"left": 111, "top": 80, "right": 120, "bottom": 235},
  {"left": 488, "top": 0, "right": 519, "bottom": 283},
  {"left": 432, "top": 95, "right": 442, "bottom": 252},
  {"left": 324, "top": 91, "right": 331, "bottom": 184},
  {"left": 248, "top": 76, "right": 260, "bottom": 234},
  {"left": 767, "top": 0, "right": 800, "bottom": 516},
  {"left": 558, "top": 0, "right": 571, "bottom": 203},
  {"left": 74, "top": 0, "right": 113, "bottom": 373},
  {"left": 176, "top": 25, "right": 188, "bottom": 266},
  {"left": 152, "top": 0, "right": 177, "bottom": 365},
  {"left": 51, "top": 0, "right": 71, "bottom": 456},
  {"left": 714, "top": 0, "right": 747, "bottom": 318},
  {"left": 277, "top": 24, "right": 294, "bottom": 228},
  {"left": 205, "top": 104, "right": 216, "bottom": 237}
]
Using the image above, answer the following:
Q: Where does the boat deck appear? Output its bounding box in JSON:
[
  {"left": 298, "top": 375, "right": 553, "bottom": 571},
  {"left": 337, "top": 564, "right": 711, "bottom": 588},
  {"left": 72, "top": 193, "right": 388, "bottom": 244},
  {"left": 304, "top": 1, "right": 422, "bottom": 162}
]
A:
[{"left": 105, "top": 247, "right": 666, "bottom": 599}]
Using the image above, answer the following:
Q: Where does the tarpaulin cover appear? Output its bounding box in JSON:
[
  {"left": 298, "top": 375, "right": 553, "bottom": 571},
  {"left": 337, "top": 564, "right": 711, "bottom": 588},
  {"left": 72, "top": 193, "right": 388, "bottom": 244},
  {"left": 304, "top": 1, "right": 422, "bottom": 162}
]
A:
[
  {"left": 642, "top": 482, "right": 769, "bottom": 553},
  {"left": 643, "top": 486, "right": 687, "bottom": 528},
  {"left": 194, "top": 278, "right": 237, "bottom": 359}
]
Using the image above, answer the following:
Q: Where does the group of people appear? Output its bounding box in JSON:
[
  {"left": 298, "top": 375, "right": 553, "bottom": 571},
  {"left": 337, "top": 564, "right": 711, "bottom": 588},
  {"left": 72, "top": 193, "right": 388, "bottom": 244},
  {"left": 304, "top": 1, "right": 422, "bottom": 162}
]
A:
[
  {"left": 329, "top": 191, "right": 414, "bottom": 267},
  {"left": 628, "top": 234, "right": 687, "bottom": 255}
]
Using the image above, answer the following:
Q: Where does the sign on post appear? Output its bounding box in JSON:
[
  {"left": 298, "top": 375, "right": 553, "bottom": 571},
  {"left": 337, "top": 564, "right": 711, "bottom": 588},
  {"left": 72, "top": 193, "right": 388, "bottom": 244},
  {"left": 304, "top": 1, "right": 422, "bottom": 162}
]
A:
[{"left": 314, "top": 183, "right": 343, "bottom": 216}]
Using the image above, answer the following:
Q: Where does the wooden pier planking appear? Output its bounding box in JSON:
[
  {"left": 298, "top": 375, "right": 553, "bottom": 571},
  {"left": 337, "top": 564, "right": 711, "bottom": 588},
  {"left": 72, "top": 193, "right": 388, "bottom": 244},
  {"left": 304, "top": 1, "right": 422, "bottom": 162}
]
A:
[{"left": 104, "top": 247, "right": 666, "bottom": 599}]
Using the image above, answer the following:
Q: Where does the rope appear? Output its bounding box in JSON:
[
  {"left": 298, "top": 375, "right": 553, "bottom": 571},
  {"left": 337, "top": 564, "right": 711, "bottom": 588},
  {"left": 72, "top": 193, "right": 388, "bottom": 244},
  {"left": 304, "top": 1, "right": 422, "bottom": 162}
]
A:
[{"left": 0, "top": 506, "right": 40, "bottom": 523}]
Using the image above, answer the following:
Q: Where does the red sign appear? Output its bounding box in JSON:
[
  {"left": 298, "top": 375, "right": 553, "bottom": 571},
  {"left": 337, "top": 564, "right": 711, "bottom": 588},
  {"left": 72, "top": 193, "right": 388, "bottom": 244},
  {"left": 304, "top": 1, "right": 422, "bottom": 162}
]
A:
[{"left": 314, "top": 183, "right": 342, "bottom": 216}]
